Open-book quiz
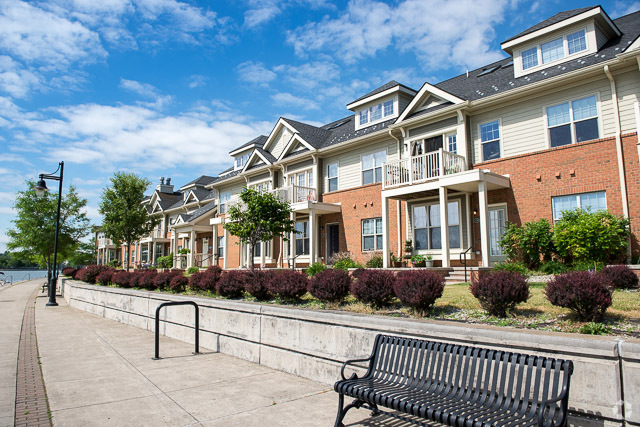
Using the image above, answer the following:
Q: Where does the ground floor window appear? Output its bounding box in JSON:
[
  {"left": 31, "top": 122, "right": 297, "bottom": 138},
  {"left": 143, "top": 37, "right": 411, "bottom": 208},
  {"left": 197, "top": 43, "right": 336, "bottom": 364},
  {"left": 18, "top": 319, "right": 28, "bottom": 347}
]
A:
[
  {"left": 254, "top": 241, "right": 271, "bottom": 258},
  {"left": 217, "top": 236, "right": 224, "bottom": 258},
  {"left": 362, "top": 218, "right": 383, "bottom": 251},
  {"left": 413, "top": 201, "right": 461, "bottom": 250},
  {"left": 552, "top": 191, "right": 606, "bottom": 221},
  {"left": 295, "top": 221, "right": 309, "bottom": 255}
]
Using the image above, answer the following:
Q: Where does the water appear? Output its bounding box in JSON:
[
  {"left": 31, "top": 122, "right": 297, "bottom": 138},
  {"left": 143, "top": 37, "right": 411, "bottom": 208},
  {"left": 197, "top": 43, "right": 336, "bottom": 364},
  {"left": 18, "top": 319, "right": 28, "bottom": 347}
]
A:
[{"left": 0, "top": 269, "right": 48, "bottom": 283}]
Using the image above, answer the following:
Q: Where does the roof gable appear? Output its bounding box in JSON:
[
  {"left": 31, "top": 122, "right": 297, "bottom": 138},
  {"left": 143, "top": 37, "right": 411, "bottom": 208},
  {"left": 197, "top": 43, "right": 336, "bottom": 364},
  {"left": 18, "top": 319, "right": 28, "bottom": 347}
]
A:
[
  {"left": 347, "top": 81, "right": 417, "bottom": 110},
  {"left": 396, "top": 82, "right": 465, "bottom": 123},
  {"left": 242, "top": 148, "right": 273, "bottom": 173},
  {"left": 263, "top": 118, "right": 298, "bottom": 154}
]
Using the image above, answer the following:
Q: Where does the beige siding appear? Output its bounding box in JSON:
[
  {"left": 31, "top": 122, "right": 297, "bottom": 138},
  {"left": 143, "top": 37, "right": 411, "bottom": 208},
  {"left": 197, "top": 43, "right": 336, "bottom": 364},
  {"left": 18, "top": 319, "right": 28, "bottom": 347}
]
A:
[
  {"left": 269, "top": 127, "right": 293, "bottom": 160},
  {"left": 595, "top": 23, "right": 609, "bottom": 50},
  {"left": 218, "top": 181, "right": 245, "bottom": 198},
  {"left": 470, "top": 76, "right": 616, "bottom": 163},
  {"left": 399, "top": 93, "right": 413, "bottom": 115},
  {"left": 322, "top": 137, "right": 398, "bottom": 191},
  {"left": 615, "top": 68, "right": 640, "bottom": 134}
]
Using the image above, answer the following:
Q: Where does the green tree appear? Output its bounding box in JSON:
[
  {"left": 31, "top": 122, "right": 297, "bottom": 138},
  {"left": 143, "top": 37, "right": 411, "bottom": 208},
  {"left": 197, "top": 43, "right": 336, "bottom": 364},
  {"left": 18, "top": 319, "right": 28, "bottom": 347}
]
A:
[
  {"left": 224, "top": 188, "right": 296, "bottom": 270},
  {"left": 65, "top": 241, "right": 98, "bottom": 267},
  {"left": 7, "top": 181, "right": 90, "bottom": 284},
  {"left": 99, "top": 172, "right": 160, "bottom": 270}
]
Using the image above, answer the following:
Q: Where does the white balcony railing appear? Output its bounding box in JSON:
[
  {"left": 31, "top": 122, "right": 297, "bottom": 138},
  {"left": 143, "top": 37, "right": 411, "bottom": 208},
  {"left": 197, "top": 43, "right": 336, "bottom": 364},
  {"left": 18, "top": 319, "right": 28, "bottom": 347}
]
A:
[
  {"left": 152, "top": 228, "right": 164, "bottom": 238},
  {"left": 98, "top": 237, "right": 114, "bottom": 247},
  {"left": 270, "top": 185, "right": 317, "bottom": 204},
  {"left": 383, "top": 149, "right": 467, "bottom": 189}
]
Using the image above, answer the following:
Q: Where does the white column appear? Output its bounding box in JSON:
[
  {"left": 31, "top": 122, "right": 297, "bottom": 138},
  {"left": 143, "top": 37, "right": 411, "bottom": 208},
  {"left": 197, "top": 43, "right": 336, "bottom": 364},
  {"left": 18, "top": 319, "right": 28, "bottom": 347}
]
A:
[
  {"left": 478, "top": 180, "right": 490, "bottom": 267},
  {"left": 439, "top": 187, "right": 450, "bottom": 268},
  {"left": 382, "top": 196, "right": 390, "bottom": 268},
  {"left": 309, "top": 210, "right": 316, "bottom": 265},
  {"left": 189, "top": 230, "right": 195, "bottom": 268},
  {"left": 260, "top": 241, "right": 266, "bottom": 268},
  {"left": 223, "top": 228, "right": 229, "bottom": 269},
  {"left": 212, "top": 225, "right": 218, "bottom": 262},
  {"left": 290, "top": 212, "right": 296, "bottom": 268}
]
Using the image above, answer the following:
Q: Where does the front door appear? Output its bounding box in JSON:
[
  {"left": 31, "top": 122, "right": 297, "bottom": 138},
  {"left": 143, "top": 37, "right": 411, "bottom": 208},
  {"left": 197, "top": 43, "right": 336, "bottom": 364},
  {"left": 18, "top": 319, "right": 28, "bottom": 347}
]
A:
[
  {"left": 488, "top": 206, "right": 507, "bottom": 264},
  {"left": 326, "top": 224, "right": 339, "bottom": 263}
]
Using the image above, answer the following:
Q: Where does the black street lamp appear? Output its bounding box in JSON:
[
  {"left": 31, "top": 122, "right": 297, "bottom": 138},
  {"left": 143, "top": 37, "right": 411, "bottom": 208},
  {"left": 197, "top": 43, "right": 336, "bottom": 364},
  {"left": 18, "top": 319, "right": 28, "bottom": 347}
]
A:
[{"left": 35, "top": 161, "right": 64, "bottom": 307}]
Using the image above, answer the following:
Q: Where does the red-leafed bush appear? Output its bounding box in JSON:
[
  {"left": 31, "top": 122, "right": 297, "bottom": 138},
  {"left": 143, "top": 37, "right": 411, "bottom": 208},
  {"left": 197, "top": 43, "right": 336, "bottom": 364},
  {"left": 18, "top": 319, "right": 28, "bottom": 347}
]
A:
[
  {"left": 111, "top": 271, "right": 132, "bottom": 288},
  {"left": 308, "top": 269, "right": 351, "bottom": 302},
  {"left": 75, "top": 268, "right": 87, "bottom": 281},
  {"left": 62, "top": 267, "right": 77, "bottom": 277},
  {"left": 245, "top": 270, "right": 275, "bottom": 301},
  {"left": 351, "top": 268, "right": 366, "bottom": 279},
  {"left": 268, "top": 270, "right": 308, "bottom": 301},
  {"left": 394, "top": 270, "right": 445, "bottom": 312},
  {"left": 96, "top": 269, "right": 114, "bottom": 285},
  {"left": 129, "top": 271, "right": 143, "bottom": 288},
  {"left": 197, "top": 266, "right": 222, "bottom": 292},
  {"left": 598, "top": 265, "right": 639, "bottom": 290},
  {"left": 545, "top": 271, "right": 612, "bottom": 321},
  {"left": 76, "top": 264, "right": 111, "bottom": 284},
  {"left": 216, "top": 270, "right": 247, "bottom": 298},
  {"left": 169, "top": 274, "right": 188, "bottom": 292},
  {"left": 350, "top": 270, "right": 395, "bottom": 308},
  {"left": 154, "top": 271, "right": 183, "bottom": 290},
  {"left": 470, "top": 271, "right": 529, "bottom": 317},
  {"left": 188, "top": 271, "right": 203, "bottom": 291},
  {"left": 138, "top": 270, "right": 158, "bottom": 290}
]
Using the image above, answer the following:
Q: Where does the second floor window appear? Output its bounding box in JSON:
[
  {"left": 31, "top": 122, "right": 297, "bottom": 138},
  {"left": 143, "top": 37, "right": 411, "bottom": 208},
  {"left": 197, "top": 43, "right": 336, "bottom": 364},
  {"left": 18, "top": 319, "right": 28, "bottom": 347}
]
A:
[
  {"left": 219, "top": 192, "right": 231, "bottom": 214},
  {"left": 447, "top": 133, "right": 457, "bottom": 154},
  {"left": 522, "top": 46, "right": 538, "bottom": 70},
  {"left": 327, "top": 163, "right": 338, "bottom": 192},
  {"left": 541, "top": 37, "right": 564, "bottom": 64},
  {"left": 480, "top": 120, "right": 500, "bottom": 161},
  {"left": 547, "top": 95, "right": 598, "bottom": 148},
  {"left": 362, "top": 150, "right": 386, "bottom": 185},
  {"left": 358, "top": 99, "right": 395, "bottom": 126},
  {"left": 235, "top": 153, "right": 249, "bottom": 169}
]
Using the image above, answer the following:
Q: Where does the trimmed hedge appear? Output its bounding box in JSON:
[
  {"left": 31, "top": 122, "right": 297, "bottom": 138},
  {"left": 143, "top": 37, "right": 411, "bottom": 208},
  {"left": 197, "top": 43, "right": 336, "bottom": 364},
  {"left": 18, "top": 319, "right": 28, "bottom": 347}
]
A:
[
  {"left": 154, "top": 271, "right": 183, "bottom": 290},
  {"left": 394, "top": 270, "right": 445, "bottom": 312},
  {"left": 598, "top": 265, "right": 639, "bottom": 290},
  {"left": 470, "top": 271, "right": 530, "bottom": 317},
  {"left": 138, "top": 270, "right": 158, "bottom": 290},
  {"left": 96, "top": 269, "right": 114, "bottom": 285},
  {"left": 308, "top": 269, "right": 351, "bottom": 303},
  {"left": 169, "top": 275, "right": 188, "bottom": 292},
  {"left": 245, "top": 270, "right": 275, "bottom": 301},
  {"left": 111, "top": 271, "right": 132, "bottom": 288},
  {"left": 350, "top": 270, "right": 395, "bottom": 308},
  {"left": 545, "top": 271, "right": 612, "bottom": 321},
  {"left": 62, "top": 267, "right": 78, "bottom": 277},
  {"left": 216, "top": 270, "right": 246, "bottom": 298},
  {"left": 268, "top": 270, "right": 308, "bottom": 301}
]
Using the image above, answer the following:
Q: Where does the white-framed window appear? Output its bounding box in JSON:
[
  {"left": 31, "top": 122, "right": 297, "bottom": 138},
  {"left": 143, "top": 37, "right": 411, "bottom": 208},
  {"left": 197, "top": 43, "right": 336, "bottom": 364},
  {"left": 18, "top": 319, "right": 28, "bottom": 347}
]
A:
[
  {"left": 360, "top": 109, "right": 369, "bottom": 125},
  {"left": 235, "top": 153, "right": 250, "bottom": 169},
  {"left": 217, "top": 236, "right": 224, "bottom": 257},
  {"left": 327, "top": 162, "right": 338, "bottom": 192},
  {"left": 413, "top": 201, "right": 461, "bottom": 250},
  {"left": 519, "top": 28, "right": 588, "bottom": 73},
  {"left": 446, "top": 133, "right": 457, "bottom": 154},
  {"left": 357, "top": 99, "right": 395, "bottom": 127},
  {"left": 384, "top": 100, "right": 394, "bottom": 116},
  {"left": 546, "top": 95, "right": 599, "bottom": 148},
  {"left": 250, "top": 181, "right": 271, "bottom": 194},
  {"left": 480, "top": 120, "right": 500, "bottom": 161},
  {"left": 541, "top": 37, "right": 564, "bottom": 64},
  {"left": 362, "top": 218, "right": 382, "bottom": 251},
  {"left": 219, "top": 191, "right": 231, "bottom": 214},
  {"left": 522, "top": 46, "right": 538, "bottom": 70},
  {"left": 361, "top": 150, "right": 386, "bottom": 185},
  {"left": 253, "top": 241, "right": 271, "bottom": 258},
  {"left": 567, "top": 29, "right": 587, "bottom": 54},
  {"left": 295, "top": 221, "right": 309, "bottom": 255},
  {"left": 552, "top": 191, "right": 606, "bottom": 221}
]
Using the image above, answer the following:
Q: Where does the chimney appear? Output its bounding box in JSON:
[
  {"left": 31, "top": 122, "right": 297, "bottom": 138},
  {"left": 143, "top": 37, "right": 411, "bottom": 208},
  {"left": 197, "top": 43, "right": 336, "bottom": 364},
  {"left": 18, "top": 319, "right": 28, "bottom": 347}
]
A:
[
  {"left": 160, "top": 177, "right": 165, "bottom": 185},
  {"left": 156, "top": 176, "right": 174, "bottom": 194}
]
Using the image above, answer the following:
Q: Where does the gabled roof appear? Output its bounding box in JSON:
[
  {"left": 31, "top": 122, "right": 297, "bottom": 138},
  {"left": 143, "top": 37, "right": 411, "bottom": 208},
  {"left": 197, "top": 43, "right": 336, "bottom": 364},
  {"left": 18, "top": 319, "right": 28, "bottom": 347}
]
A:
[
  {"left": 156, "top": 193, "right": 182, "bottom": 210},
  {"left": 242, "top": 147, "right": 274, "bottom": 173},
  {"left": 396, "top": 82, "right": 465, "bottom": 123},
  {"left": 185, "top": 201, "right": 216, "bottom": 222},
  {"left": 229, "top": 135, "right": 267, "bottom": 155},
  {"left": 180, "top": 175, "right": 216, "bottom": 190},
  {"left": 281, "top": 118, "right": 332, "bottom": 149},
  {"left": 347, "top": 80, "right": 417, "bottom": 107},
  {"left": 502, "top": 6, "right": 597, "bottom": 44}
]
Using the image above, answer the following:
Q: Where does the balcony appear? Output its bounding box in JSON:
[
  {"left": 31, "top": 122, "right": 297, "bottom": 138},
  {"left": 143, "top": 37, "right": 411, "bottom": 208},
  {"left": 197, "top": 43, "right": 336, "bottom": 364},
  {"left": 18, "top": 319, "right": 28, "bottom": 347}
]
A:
[
  {"left": 383, "top": 149, "right": 467, "bottom": 189},
  {"left": 98, "top": 237, "right": 114, "bottom": 248},
  {"left": 270, "top": 185, "right": 318, "bottom": 204}
]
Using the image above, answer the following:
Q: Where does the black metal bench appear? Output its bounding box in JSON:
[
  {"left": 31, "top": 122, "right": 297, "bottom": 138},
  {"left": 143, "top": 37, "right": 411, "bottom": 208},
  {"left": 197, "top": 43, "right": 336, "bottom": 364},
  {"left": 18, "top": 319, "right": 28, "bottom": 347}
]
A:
[{"left": 334, "top": 334, "right": 573, "bottom": 427}]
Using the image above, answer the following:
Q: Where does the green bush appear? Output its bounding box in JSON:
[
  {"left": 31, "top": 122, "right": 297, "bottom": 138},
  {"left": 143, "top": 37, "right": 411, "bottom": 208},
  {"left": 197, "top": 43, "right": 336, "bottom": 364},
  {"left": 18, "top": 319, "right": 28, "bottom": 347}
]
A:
[
  {"left": 306, "top": 262, "right": 327, "bottom": 277},
  {"left": 553, "top": 209, "right": 629, "bottom": 264},
  {"left": 539, "top": 261, "right": 568, "bottom": 275},
  {"left": 571, "top": 260, "right": 604, "bottom": 272},
  {"left": 157, "top": 254, "right": 173, "bottom": 269},
  {"left": 187, "top": 266, "right": 199, "bottom": 275},
  {"left": 331, "top": 253, "right": 363, "bottom": 271},
  {"left": 498, "top": 219, "right": 554, "bottom": 269},
  {"left": 365, "top": 255, "right": 383, "bottom": 268},
  {"left": 492, "top": 262, "right": 529, "bottom": 276},
  {"left": 107, "top": 259, "right": 120, "bottom": 268}
]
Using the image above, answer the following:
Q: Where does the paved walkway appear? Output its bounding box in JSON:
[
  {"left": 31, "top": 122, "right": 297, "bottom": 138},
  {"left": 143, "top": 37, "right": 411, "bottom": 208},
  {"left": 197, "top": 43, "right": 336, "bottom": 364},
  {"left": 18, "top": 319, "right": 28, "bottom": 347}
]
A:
[{"left": 2, "top": 280, "right": 399, "bottom": 426}]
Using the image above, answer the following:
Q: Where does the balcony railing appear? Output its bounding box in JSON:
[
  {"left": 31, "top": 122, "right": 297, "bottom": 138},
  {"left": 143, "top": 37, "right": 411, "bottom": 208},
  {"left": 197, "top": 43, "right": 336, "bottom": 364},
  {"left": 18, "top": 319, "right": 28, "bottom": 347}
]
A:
[
  {"left": 383, "top": 149, "right": 467, "bottom": 189},
  {"left": 98, "top": 238, "right": 114, "bottom": 247},
  {"left": 270, "top": 185, "right": 317, "bottom": 204}
]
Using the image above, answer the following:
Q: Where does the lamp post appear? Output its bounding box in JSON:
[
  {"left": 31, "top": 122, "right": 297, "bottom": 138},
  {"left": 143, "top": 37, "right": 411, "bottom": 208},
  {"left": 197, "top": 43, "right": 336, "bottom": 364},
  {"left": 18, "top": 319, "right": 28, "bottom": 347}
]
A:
[{"left": 35, "top": 161, "right": 64, "bottom": 307}]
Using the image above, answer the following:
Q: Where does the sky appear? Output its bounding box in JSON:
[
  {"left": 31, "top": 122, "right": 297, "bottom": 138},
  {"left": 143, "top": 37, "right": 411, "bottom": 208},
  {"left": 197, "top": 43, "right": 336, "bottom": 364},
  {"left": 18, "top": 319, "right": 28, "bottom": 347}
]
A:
[{"left": 1, "top": 0, "right": 639, "bottom": 251}]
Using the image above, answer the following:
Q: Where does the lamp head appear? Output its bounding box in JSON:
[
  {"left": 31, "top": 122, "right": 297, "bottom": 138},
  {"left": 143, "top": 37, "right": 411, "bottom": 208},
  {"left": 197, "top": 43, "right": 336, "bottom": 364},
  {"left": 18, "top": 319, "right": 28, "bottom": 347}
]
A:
[{"left": 34, "top": 177, "right": 48, "bottom": 198}]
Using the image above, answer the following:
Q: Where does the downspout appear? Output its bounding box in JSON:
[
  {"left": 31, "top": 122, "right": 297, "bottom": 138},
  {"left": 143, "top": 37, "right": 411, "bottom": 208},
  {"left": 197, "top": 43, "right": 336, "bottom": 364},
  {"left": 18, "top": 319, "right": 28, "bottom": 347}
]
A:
[
  {"left": 389, "top": 129, "right": 403, "bottom": 260},
  {"left": 604, "top": 65, "right": 632, "bottom": 261}
]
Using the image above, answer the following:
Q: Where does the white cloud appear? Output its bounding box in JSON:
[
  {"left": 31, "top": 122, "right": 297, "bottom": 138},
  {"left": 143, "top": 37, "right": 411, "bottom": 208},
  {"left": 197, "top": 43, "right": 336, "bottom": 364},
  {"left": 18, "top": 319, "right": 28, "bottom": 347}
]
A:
[
  {"left": 244, "top": 3, "right": 280, "bottom": 28},
  {"left": 243, "top": 0, "right": 334, "bottom": 28},
  {"left": 286, "top": 0, "right": 509, "bottom": 71},
  {"left": 236, "top": 61, "right": 277, "bottom": 86},
  {"left": 274, "top": 60, "right": 340, "bottom": 90},
  {"left": 271, "top": 92, "right": 320, "bottom": 110},
  {"left": 187, "top": 74, "right": 207, "bottom": 89},
  {"left": 119, "top": 78, "right": 172, "bottom": 109}
]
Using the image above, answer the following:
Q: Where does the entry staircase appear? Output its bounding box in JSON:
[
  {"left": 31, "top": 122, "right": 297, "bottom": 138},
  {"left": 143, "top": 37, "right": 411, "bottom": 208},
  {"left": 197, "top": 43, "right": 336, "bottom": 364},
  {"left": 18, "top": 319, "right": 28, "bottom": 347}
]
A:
[{"left": 443, "top": 266, "right": 474, "bottom": 285}]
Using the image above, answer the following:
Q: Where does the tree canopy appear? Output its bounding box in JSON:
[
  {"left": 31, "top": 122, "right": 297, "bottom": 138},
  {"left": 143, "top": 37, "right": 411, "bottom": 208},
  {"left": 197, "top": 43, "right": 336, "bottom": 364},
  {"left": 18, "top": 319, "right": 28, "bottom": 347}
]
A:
[
  {"left": 99, "top": 172, "right": 159, "bottom": 270},
  {"left": 7, "top": 181, "right": 90, "bottom": 279},
  {"left": 224, "top": 188, "right": 295, "bottom": 270}
]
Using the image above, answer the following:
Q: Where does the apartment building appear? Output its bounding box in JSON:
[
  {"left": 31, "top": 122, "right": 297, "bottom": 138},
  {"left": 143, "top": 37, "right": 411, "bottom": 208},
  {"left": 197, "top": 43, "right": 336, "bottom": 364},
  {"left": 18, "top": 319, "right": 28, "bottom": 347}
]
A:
[{"left": 98, "top": 6, "right": 640, "bottom": 271}]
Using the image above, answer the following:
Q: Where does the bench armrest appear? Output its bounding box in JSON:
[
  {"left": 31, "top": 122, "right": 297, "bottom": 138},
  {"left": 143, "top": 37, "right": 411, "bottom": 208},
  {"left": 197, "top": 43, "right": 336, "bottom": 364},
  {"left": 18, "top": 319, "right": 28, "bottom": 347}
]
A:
[
  {"left": 537, "top": 390, "right": 569, "bottom": 427},
  {"left": 340, "top": 356, "right": 374, "bottom": 381}
]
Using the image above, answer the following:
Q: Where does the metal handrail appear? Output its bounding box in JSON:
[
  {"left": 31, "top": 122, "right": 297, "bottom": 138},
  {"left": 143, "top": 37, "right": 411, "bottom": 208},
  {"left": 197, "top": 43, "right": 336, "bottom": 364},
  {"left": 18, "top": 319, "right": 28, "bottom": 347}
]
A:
[
  {"left": 195, "top": 253, "right": 215, "bottom": 268},
  {"left": 460, "top": 239, "right": 482, "bottom": 282},
  {"left": 153, "top": 301, "right": 199, "bottom": 360}
]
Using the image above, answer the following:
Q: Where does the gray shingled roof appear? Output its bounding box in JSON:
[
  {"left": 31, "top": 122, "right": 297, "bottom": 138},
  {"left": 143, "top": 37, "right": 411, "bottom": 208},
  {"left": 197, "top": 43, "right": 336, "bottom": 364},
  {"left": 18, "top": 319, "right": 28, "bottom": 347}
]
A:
[
  {"left": 185, "top": 201, "right": 216, "bottom": 222},
  {"left": 229, "top": 135, "right": 267, "bottom": 154},
  {"left": 180, "top": 175, "right": 217, "bottom": 189},
  {"left": 282, "top": 118, "right": 333, "bottom": 149},
  {"left": 349, "top": 80, "right": 417, "bottom": 105},
  {"left": 502, "top": 6, "right": 598, "bottom": 45},
  {"left": 157, "top": 193, "right": 182, "bottom": 210}
]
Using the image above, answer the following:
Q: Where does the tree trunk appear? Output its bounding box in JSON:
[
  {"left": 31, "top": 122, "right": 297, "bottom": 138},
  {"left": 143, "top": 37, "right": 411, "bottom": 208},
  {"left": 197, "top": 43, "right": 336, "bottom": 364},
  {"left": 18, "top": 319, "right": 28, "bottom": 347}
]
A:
[{"left": 249, "top": 242, "right": 255, "bottom": 272}]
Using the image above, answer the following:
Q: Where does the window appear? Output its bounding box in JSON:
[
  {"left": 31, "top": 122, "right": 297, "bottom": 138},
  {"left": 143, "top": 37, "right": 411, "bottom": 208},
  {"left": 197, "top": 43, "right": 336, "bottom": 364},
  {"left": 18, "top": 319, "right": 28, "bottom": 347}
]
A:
[
  {"left": 383, "top": 100, "right": 394, "bottom": 116},
  {"left": 413, "top": 202, "right": 461, "bottom": 250},
  {"left": 567, "top": 30, "right": 586, "bottom": 55},
  {"left": 447, "top": 133, "right": 457, "bottom": 154},
  {"left": 552, "top": 191, "right": 606, "bottom": 221},
  {"left": 362, "top": 218, "right": 383, "bottom": 251},
  {"left": 250, "top": 181, "right": 271, "bottom": 194},
  {"left": 358, "top": 99, "right": 395, "bottom": 127},
  {"left": 131, "top": 249, "right": 136, "bottom": 262},
  {"left": 254, "top": 241, "right": 271, "bottom": 258},
  {"left": 480, "top": 120, "right": 500, "bottom": 161},
  {"left": 547, "top": 95, "right": 598, "bottom": 147},
  {"left": 541, "top": 37, "right": 564, "bottom": 64},
  {"left": 219, "top": 192, "right": 231, "bottom": 214},
  {"left": 522, "top": 46, "right": 538, "bottom": 69},
  {"left": 360, "top": 109, "right": 369, "bottom": 125},
  {"left": 362, "top": 150, "right": 386, "bottom": 185},
  {"left": 370, "top": 103, "right": 382, "bottom": 121},
  {"left": 217, "top": 236, "right": 224, "bottom": 257},
  {"left": 295, "top": 221, "right": 309, "bottom": 255},
  {"left": 327, "top": 162, "right": 338, "bottom": 192},
  {"left": 235, "top": 153, "right": 249, "bottom": 169}
]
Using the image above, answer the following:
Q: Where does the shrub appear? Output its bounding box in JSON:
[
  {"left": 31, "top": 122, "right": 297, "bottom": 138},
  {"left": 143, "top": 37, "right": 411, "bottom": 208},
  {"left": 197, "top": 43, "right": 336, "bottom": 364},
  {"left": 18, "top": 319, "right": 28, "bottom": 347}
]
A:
[
  {"left": 470, "top": 271, "right": 530, "bottom": 317},
  {"left": 365, "top": 254, "right": 383, "bottom": 268},
  {"left": 107, "top": 259, "right": 120, "bottom": 268},
  {"left": 351, "top": 268, "right": 366, "bottom": 279},
  {"left": 96, "top": 269, "right": 114, "bottom": 285},
  {"left": 268, "top": 270, "right": 308, "bottom": 301},
  {"left": 245, "top": 270, "right": 275, "bottom": 301},
  {"left": 350, "top": 270, "right": 395, "bottom": 308},
  {"left": 76, "top": 264, "right": 111, "bottom": 284},
  {"left": 331, "top": 252, "right": 363, "bottom": 271},
  {"left": 545, "top": 271, "right": 612, "bottom": 321},
  {"left": 169, "top": 274, "right": 188, "bottom": 292},
  {"left": 156, "top": 254, "right": 173, "bottom": 269},
  {"left": 539, "top": 261, "right": 568, "bottom": 275},
  {"left": 188, "top": 271, "right": 203, "bottom": 291},
  {"left": 598, "top": 265, "right": 639, "bottom": 290},
  {"left": 62, "top": 267, "right": 77, "bottom": 277},
  {"left": 198, "top": 266, "right": 222, "bottom": 292},
  {"left": 216, "top": 270, "right": 247, "bottom": 298},
  {"left": 111, "top": 271, "right": 132, "bottom": 288},
  {"left": 394, "top": 270, "right": 445, "bottom": 313},
  {"left": 306, "top": 262, "right": 327, "bottom": 277},
  {"left": 308, "top": 269, "right": 351, "bottom": 302},
  {"left": 187, "top": 266, "right": 199, "bottom": 275},
  {"left": 492, "top": 262, "right": 529, "bottom": 276},
  {"left": 154, "top": 271, "right": 183, "bottom": 290},
  {"left": 572, "top": 260, "right": 604, "bottom": 272},
  {"left": 75, "top": 268, "right": 88, "bottom": 282},
  {"left": 129, "top": 271, "right": 143, "bottom": 288},
  {"left": 138, "top": 270, "right": 158, "bottom": 290},
  {"left": 553, "top": 209, "right": 630, "bottom": 264},
  {"left": 499, "top": 219, "right": 554, "bottom": 269}
]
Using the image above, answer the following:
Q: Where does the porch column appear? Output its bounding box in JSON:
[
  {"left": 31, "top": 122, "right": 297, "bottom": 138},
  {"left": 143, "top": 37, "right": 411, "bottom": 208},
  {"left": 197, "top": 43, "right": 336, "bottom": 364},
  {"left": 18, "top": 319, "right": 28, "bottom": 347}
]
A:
[
  {"left": 290, "top": 212, "right": 296, "bottom": 268},
  {"left": 151, "top": 241, "right": 155, "bottom": 265},
  {"left": 439, "top": 187, "right": 450, "bottom": 268},
  {"left": 97, "top": 248, "right": 100, "bottom": 265},
  {"left": 309, "top": 210, "right": 317, "bottom": 265},
  {"left": 382, "top": 196, "right": 390, "bottom": 268},
  {"left": 212, "top": 225, "right": 218, "bottom": 263},
  {"left": 478, "top": 180, "right": 490, "bottom": 267},
  {"left": 189, "top": 230, "right": 195, "bottom": 268},
  {"left": 223, "top": 227, "right": 228, "bottom": 269},
  {"left": 260, "top": 241, "right": 266, "bottom": 268}
]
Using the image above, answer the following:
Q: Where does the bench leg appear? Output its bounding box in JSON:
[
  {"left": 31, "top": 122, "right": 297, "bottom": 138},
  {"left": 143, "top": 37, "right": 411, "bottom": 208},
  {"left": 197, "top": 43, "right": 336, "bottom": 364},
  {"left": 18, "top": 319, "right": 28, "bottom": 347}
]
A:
[
  {"left": 370, "top": 403, "right": 380, "bottom": 416},
  {"left": 334, "top": 394, "right": 364, "bottom": 427}
]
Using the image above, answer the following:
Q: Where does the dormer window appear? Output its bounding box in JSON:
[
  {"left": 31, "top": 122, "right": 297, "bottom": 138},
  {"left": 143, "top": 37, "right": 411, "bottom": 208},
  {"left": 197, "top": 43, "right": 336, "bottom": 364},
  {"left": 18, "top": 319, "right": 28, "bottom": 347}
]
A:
[
  {"left": 357, "top": 98, "right": 395, "bottom": 128},
  {"left": 541, "top": 37, "right": 564, "bottom": 63},
  {"left": 522, "top": 47, "right": 538, "bottom": 69},
  {"left": 517, "top": 28, "right": 589, "bottom": 75},
  {"left": 567, "top": 30, "right": 586, "bottom": 54},
  {"left": 235, "top": 153, "right": 249, "bottom": 169}
]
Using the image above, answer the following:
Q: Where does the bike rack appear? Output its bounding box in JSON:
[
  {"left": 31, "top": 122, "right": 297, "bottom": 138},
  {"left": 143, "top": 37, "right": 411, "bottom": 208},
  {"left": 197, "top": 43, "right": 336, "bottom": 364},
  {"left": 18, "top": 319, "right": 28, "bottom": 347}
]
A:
[{"left": 153, "top": 301, "right": 199, "bottom": 360}]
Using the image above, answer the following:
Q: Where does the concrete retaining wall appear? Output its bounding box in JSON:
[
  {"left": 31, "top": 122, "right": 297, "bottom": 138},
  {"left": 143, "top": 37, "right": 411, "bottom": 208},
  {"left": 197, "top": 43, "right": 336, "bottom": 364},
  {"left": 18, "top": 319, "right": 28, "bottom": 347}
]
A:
[{"left": 62, "top": 279, "right": 638, "bottom": 426}]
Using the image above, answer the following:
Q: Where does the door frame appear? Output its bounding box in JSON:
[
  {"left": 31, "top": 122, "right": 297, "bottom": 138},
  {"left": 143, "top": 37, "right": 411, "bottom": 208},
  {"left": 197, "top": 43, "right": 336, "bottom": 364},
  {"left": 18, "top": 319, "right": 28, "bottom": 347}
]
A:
[
  {"left": 325, "top": 223, "right": 339, "bottom": 264},
  {"left": 488, "top": 203, "right": 508, "bottom": 265}
]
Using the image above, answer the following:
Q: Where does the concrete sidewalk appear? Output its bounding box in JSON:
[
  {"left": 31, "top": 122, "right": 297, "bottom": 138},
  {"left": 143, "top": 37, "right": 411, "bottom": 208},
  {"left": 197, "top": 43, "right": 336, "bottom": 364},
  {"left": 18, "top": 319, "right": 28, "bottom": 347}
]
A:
[{"left": 19, "top": 280, "right": 385, "bottom": 427}]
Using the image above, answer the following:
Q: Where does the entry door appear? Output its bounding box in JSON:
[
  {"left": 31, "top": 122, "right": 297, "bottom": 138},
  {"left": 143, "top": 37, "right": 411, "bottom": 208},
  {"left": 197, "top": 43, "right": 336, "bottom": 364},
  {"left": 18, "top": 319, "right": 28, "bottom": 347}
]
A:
[
  {"left": 488, "top": 206, "right": 507, "bottom": 264},
  {"left": 326, "top": 224, "right": 339, "bottom": 262}
]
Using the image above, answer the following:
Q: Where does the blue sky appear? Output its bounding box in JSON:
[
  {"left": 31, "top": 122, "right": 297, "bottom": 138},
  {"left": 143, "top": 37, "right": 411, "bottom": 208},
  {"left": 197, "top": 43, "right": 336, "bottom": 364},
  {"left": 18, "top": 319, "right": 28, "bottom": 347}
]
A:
[{"left": 1, "top": 0, "right": 638, "bottom": 251}]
